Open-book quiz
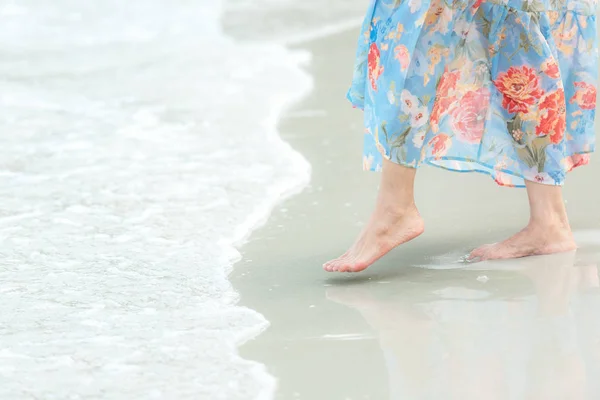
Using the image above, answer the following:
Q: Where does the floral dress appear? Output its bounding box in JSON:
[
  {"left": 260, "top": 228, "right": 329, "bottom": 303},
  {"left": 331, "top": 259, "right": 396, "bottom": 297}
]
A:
[{"left": 348, "top": 0, "right": 598, "bottom": 187}]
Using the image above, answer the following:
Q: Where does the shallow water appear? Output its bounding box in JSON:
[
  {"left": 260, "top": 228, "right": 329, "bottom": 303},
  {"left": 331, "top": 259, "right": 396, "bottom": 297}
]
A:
[
  {"left": 0, "top": 0, "right": 362, "bottom": 397},
  {"left": 233, "top": 25, "right": 600, "bottom": 399},
  {"left": 324, "top": 256, "right": 600, "bottom": 400}
]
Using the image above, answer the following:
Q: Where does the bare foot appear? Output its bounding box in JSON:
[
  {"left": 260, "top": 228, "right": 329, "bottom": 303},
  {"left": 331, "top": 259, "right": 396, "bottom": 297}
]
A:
[
  {"left": 323, "top": 206, "right": 424, "bottom": 273},
  {"left": 468, "top": 222, "right": 577, "bottom": 262}
]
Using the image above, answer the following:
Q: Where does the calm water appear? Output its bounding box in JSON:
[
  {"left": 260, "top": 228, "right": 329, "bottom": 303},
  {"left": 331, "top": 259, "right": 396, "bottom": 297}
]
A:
[{"left": 0, "top": 0, "right": 364, "bottom": 398}]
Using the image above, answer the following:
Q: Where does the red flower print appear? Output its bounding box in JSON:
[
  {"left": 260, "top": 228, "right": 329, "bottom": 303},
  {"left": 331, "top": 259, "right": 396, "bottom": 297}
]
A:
[
  {"left": 565, "top": 153, "right": 590, "bottom": 171},
  {"left": 472, "top": 0, "right": 484, "bottom": 9},
  {"left": 494, "top": 172, "right": 513, "bottom": 187},
  {"left": 450, "top": 88, "right": 490, "bottom": 143},
  {"left": 430, "top": 69, "right": 461, "bottom": 129},
  {"left": 429, "top": 133, "right": 452, "bottom": 159},
  {"left": 570, "top": 81, "right": 597, "bottom": 110},
  {"left": 541, "top": 59, "right": 560, "bottom": 79},
  {"left": 430, "top": 96, "right": 456, "bottom": 130},
  {"left": 494, "top": 66, "right": 544, "bottom": 113},
  {"left": 368, "top": 43, "right": 384, "bottom": 91},
  {"left": 536, "top": 89, "right": 566, "bottom": 144},
  {"left": 437, "top": 69, "right": 461, "bottom": 98}
]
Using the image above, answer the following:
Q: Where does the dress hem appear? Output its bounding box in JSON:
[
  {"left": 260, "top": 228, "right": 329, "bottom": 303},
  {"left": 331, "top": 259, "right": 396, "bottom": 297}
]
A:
[{"left": 365, "top": 152, "right": 594, "bottom": 188}]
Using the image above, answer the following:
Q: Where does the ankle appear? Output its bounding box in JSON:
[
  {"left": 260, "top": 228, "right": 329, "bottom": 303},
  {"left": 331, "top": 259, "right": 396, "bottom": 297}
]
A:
[
  {"left": 528, "top": 216, "right": 571, "bottom": 234},
  {"left": 376, "top": 198, "right": 418, "bottom": 217}
]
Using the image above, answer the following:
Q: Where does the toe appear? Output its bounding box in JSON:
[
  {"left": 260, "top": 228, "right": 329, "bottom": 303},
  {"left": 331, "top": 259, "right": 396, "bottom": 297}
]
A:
[
  {"left": 333, "top": 261, "right": 346, "bottom": 272},
  {"left": 329, "top": 262, "right": 342, "bottom": 272},
  {"left": 468, "top": 244, "right": 493, "bottom": 261},
  {"left": 466, "top": 251, "right": 481, "bottom": 262},
  {"left": 334, "top": 259, "right": 351, "bottom": 273},
  {"left": 324, "top": 251, "right": 350, "bottom": 272},
  {"left": 323, "top": 260, "right": 337, "bottom": 272},
  {"left": 338, "top": 257, "right": 358, "bottom": 273},
  {"left": 327, "top": 259, "right": 342, "bottom": 272},
  {"left": 324, "top": 254, "right": 345, "bottom": 271}
]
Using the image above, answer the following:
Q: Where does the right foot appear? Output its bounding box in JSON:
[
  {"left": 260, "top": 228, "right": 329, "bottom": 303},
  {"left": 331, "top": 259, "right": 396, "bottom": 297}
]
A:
[
  {"left": 323, "top": 205, "right": 424, "bottom": 273},
  {"left": 468, "top": 222, "right": 576, "bottom": 262}
]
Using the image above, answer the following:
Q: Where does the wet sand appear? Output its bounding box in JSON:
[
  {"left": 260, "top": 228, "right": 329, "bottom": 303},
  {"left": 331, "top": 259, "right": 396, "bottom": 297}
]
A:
[{"left": 231, "top": 28, "right": 600, "bottom": 400}]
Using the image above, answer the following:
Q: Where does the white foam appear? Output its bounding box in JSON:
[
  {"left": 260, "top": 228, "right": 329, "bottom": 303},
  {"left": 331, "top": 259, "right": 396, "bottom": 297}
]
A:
[{"left": 0, "top": 0, "right": 316, "bottom": 398}]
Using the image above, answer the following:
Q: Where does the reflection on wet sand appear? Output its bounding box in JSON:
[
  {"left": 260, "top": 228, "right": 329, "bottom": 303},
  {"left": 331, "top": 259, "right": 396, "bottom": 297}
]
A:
[{"left": 327, "top": 252, "right": 600, "bottom": 400}]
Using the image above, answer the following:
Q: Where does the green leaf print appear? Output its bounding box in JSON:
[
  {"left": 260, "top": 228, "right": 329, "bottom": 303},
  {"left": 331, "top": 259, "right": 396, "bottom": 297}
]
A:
[
  {"left": 516, "top": 135, "right": 550, "bottom": 171},
  {"left": 529, "top": 34, "right": 544, "bottom": 56},
  {"left": 526, "top": 0, "right": 548, "bottom": 12},
  {"left": 531, "top": 136, "right": 550, "bottom": 172},
  {"left": 536, "top": 146, "right": 547, "bottom": 172},
  {"left": 474, "top": 61, "right": 490, "bottom": 85},
  {"left": 549, "top": 0, "right": 566, "bottom": 11},
  {"left": 355, "top": 51, "right": 368, "bottom": 74},
  {"left": 476, "top": 8, "right": 491, "bottom": 38},
  {"left": 381, "top": 122, "right": 390, "bottom": 143},
  {"left": 518, "top": 17, "right": 544, "bottom": 56},
  {"left": 391, "top": 126, "right": 412, "bottom": 149},
  {"left": 466, "top": 40, "right": 487, "bottom": 63},
  {"left": 396, "top": 147, "right": 408, "bottom": 164},
  {"left": 516, "top": 146, "right": 537, "bottom": 169},
  {"left": 520, "top": 33, "right": 530, "bottom": 52}
]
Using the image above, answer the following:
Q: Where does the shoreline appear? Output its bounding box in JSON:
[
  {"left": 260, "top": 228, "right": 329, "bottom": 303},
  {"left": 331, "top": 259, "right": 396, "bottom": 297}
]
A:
[
  {"left": 225, "top": 23, "right": 367, "bottom": 400},
  {"left": 224, "top": 44, "right": 314, "bottom": 400},
  {"left": 231, "top": 27, "right": 384, "bottom": 399}
]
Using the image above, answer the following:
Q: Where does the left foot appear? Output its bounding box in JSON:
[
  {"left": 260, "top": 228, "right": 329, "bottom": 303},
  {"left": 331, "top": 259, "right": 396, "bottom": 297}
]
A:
[
  {"left": 323, "top": 206, "right": 424, "bottom": 273},
  {"left": 469, "top": 222, "right": 577, "bottom": 262}
]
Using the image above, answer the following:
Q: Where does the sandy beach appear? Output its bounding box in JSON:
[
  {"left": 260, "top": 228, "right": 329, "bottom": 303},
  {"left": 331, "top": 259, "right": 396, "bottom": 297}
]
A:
[{"left": 232, "top": 27, "right": 600, "bottom": 400}]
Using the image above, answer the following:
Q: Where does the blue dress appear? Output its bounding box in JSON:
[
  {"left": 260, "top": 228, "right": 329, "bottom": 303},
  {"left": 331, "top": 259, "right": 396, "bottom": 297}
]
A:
[{"left": 348, "top": 0, "right": 598, "bottom": 187}]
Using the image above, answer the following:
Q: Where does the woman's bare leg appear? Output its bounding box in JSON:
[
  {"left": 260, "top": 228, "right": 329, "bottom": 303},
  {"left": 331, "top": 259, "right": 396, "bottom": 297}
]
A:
[
  {"left": 469, "top": 181, "right": 577, "bottom": 261},
  {"left": 323, "top": 159, "right": 424, "bottom": 272}
]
